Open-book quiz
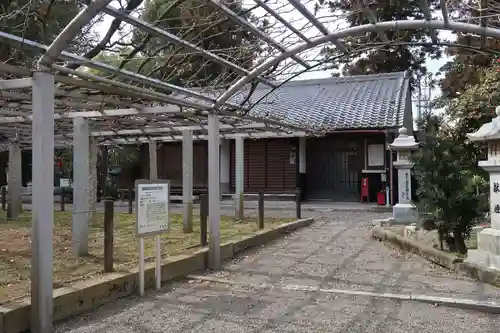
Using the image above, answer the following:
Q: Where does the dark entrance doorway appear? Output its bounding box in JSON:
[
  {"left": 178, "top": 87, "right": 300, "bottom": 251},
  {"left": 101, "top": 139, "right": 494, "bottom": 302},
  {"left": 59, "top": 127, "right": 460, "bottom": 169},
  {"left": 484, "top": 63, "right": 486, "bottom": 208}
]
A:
[{"left": 306, "top": 137, "right": 361, "bottom": 201}]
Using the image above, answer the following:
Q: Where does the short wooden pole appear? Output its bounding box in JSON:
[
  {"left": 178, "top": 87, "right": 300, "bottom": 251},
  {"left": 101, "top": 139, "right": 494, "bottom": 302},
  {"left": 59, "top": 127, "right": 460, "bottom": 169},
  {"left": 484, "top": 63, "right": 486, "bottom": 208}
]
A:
[
  {"left": 1, "top": 186, "right": 6, "bottom": 211},
  {"left": 128, "top": 186, "right": 133, "bottom": 214},
  {"left": 258, "top": 190, "right": 264, "bottom": 229},
  {"left": 104, "top": 198, "right": 114, "bottom": 272},
  {"left": 200, "top": 194, "right": 208, "bottom": 247},
  {"left": 295, "top": 188, "right": 301, "bottom": 219},
  {"left": 60, "top": 188, "right": 65, "bottom": 212}
]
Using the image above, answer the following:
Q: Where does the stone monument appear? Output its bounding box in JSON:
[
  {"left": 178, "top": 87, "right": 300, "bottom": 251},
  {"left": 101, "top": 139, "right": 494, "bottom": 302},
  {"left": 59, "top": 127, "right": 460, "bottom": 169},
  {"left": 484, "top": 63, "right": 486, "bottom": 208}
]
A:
[
  {"left": 466, "top": 106, "right": 500, "bottom": 270},
  {"left": 389, "top": 127, "right": 419, "bottom": 225}
]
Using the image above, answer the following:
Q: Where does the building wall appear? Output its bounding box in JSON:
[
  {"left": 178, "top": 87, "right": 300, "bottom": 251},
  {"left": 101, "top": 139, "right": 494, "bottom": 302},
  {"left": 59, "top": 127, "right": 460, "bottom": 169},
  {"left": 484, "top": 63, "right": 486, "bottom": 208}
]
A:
[
  {"left": 305, "top": 132, "right": 388, "bottom": 202},
  {"left": 152, "top": 141, "right": 209, "bottom": 188},
  {"left": 229, "top": 138, "right": 297, "bottom": 193},
  {"left": 138, "top": 132, "right": 394, "bottom": 201},
  {"left": 137, "top": 138, "right": 296, "bottom": 194}
]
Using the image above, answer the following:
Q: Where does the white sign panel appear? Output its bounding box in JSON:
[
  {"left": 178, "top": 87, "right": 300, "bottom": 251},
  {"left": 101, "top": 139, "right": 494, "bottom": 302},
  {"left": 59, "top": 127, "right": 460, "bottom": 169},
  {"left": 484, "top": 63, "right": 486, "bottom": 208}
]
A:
[
  {"left": 136, "top": 180, "right": 170, "bottom": 236},
  {"left": 368, "top": 144, "right": 385, "bottom": 166},
  {"left": 59, "top": 178, "right": 71, "bottom": 188}
]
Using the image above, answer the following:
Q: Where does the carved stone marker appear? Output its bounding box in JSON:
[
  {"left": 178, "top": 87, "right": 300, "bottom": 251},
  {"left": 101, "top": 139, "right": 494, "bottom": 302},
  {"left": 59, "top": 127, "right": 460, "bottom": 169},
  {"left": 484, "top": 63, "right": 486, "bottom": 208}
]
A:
[
  {"left": 389, "top": 127, "right": 419, "bottom": 225},
  {"left": 466, "top": 106, "right": 500, "bottom": 270}
]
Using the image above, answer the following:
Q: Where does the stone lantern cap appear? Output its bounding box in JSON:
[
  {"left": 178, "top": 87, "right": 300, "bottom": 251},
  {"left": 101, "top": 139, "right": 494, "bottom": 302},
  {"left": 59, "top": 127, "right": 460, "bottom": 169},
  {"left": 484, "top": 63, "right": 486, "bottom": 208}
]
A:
[
  {"left": 389, "top": 127, "right": 419, "bottom": 150},
  {"left": 467, "top": 106, "right": 500, "bottom": 142}
]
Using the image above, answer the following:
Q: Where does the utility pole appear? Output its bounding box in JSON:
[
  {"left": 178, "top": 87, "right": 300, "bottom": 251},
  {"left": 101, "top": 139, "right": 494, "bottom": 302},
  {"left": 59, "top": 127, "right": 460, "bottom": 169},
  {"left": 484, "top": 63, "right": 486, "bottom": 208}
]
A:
[{"left": 427, "top": 74, "right": 432, "bottom": 115}]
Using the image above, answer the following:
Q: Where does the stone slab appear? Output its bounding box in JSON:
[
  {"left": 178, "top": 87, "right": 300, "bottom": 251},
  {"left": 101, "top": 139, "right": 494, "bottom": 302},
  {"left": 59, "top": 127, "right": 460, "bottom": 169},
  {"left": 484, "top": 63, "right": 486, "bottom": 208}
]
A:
[
  {"left": 371, "top": 226, "right": 461, "bottom": 269},
  {"left": 476, "top": 228, "right": 500, "bottom": 255},
  {"left": 0, "top": 218, "right": 314, "bottom": 333},
  {"left": 455, "top": 261, "right": 500, "bottom": 287},
  {"left": 466, "top": 249, "right": 500, "bottom": 271},
  {"left": 492, "top": 219, "right": 500, "bottom": 230}
]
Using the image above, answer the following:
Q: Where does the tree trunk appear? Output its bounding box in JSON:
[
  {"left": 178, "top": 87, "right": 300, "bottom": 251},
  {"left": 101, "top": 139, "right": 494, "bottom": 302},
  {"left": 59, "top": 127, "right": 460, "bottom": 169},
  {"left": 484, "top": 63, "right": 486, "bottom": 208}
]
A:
[
  {"left": 445, "top": 235, "right": 456, "bottom": 252},
  {"left": 438, "top": 228, "right": 444, "bottom": 251},
  {"left": 452, "top": 229, "right": 467, "bottom": 255}
]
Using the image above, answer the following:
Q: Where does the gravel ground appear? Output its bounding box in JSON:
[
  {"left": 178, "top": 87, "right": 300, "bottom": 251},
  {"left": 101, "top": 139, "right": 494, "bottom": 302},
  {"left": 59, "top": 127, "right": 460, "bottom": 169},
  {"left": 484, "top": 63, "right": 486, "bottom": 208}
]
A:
[{"left": 54, "top": 211, "right": 500, "bottom": 333}]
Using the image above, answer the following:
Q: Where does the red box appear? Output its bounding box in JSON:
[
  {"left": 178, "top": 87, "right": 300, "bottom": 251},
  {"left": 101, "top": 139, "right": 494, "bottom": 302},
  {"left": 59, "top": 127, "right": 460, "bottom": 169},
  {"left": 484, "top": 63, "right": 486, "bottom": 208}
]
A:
[{"left": 377, "top": 191, "right": 386, "bottom": 205}]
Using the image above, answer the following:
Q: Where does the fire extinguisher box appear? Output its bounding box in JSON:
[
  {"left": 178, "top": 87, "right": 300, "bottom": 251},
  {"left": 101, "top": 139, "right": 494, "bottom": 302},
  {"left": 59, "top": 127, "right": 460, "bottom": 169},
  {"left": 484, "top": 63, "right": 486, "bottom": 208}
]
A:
[{"left": 377, "top": 191, "right": 386, "bottom": 205}]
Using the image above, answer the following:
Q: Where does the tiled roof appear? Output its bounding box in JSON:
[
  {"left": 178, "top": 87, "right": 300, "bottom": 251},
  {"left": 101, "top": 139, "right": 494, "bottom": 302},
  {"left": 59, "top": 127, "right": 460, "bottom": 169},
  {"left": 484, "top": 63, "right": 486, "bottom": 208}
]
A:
[{"left": 227, "top": 71, "right": 411, "bottom": 131}]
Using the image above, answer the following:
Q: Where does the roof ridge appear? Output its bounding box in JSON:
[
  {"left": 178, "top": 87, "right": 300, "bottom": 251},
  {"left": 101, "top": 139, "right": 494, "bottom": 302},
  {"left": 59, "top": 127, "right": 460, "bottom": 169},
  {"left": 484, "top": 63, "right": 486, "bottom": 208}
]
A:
[
  {"left": 278, "top": 71, "right": 407, "bottom": 86},
  {"left": 178, "top": 71, "right": 408, "bottom": 95}
]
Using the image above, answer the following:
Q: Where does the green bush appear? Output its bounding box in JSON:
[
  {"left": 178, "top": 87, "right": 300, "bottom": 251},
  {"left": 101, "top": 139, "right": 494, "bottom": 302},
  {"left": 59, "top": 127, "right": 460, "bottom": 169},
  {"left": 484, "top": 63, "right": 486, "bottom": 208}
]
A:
[{"left": 412, "top": 136, "right": 488, "bottom": 254}]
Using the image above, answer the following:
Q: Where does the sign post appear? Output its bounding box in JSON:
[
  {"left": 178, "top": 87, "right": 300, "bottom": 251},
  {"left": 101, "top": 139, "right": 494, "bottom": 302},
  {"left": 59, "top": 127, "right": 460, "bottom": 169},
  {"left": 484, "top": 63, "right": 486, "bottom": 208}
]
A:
[{"left": 135, "top": 179, "right": 170, "bottom": 296}]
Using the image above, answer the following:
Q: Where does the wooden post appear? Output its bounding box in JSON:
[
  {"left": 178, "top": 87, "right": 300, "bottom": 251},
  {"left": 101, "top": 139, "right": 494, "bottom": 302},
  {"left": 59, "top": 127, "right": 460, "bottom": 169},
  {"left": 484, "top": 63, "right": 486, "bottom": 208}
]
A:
[
  {"left": 295, "top": 188, "right": 301, "bottom": 219},
  {"left": 60, "top": 188, "right": 65, "bottom": 212},
  {"left": 258, "top": 190, "right": 264, "bottom": 229},
  {"left": 128, "top": 186, "right": 133, "bottom": 214},
  {"left": 104, "top": 198, "right": 114, "bottom": 272},
  {"left": 100, "top": 146, "right": 108, "bottom": 201},
  {"left": 6, "top": 202, "right": 11, "bottom": 219},
  {"left": 1, "top": 186, "right": 6, "bottom": 211},
  {"left": 199, "top": 194, "right": 208, "bottom": 247}
]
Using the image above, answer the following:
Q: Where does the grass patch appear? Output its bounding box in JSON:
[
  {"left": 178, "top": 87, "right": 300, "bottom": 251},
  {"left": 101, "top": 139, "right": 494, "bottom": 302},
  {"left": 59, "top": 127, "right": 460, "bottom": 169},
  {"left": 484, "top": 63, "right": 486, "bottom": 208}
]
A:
[{"left": 0, "top": 210, "right": 293, "bottom": 304}]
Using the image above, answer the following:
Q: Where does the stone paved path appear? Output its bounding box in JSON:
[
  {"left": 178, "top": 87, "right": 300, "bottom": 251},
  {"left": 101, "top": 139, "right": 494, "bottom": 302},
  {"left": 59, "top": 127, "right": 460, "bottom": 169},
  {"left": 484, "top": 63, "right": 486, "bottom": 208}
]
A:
[{"left": 55, "top": 212, "right": 500, "bottom": 333}]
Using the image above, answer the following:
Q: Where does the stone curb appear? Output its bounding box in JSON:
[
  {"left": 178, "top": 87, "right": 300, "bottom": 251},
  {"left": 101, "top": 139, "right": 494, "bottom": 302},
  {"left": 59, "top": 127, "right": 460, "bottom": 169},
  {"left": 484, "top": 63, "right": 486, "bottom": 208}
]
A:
[
  {"left": 371, "top": 226, "right": 462, "bottom": 269},
  {"left": 0, "top": 218, "right": 315, "bottom": 333},
  {"left": 371, "top": 227, "right": 500, "bottom": 295}
]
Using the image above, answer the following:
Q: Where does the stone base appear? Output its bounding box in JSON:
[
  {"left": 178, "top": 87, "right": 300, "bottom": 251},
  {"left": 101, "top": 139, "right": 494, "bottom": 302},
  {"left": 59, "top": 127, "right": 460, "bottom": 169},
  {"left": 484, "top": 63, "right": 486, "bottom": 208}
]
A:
[
  {"left": 477, "top": 228, "right": 500, "bottom": 254},
  {"left": 492, "top": 219, "right": 500, "bottom": 230},
  {"left": 466, "top": 228, "right": 500, "bottom": 271},
  {"left": 466, "top": 250, "right": 500, "bottom": 271},
  {"left": 391, "top": 203, "right": 418, "bottom": 225}
]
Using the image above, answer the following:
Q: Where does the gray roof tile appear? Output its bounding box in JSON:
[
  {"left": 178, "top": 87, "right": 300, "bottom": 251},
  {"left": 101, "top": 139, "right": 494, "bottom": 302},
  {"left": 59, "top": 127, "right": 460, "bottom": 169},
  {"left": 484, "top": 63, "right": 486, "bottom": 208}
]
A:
[{"left": 227, "top": 71, "right": 411, "bottom": 131}]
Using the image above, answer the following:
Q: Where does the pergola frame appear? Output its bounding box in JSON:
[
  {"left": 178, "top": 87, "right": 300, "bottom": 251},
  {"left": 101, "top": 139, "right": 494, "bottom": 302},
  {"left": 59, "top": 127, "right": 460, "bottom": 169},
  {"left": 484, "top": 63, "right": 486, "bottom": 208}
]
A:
[
  {"left": 0, "top": 60, "right": 306, "bottom": 148},
  {"left": 1, "top": 1, "right": 499, "bottom": 332}
]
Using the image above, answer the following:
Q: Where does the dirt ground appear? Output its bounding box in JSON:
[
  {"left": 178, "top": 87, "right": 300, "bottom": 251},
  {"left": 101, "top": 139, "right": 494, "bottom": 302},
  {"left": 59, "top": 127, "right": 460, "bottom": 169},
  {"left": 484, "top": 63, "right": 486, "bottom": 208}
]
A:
[{"left": 0, "top": 211, "right": 292, "bottom": 304}]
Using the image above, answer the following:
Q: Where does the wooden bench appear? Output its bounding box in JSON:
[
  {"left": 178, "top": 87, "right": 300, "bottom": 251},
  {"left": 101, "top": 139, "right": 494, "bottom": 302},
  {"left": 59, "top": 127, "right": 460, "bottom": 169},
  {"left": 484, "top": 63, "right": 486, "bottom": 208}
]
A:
[{"left": 170, "top": 185, "right": 207, "bottom": 196}]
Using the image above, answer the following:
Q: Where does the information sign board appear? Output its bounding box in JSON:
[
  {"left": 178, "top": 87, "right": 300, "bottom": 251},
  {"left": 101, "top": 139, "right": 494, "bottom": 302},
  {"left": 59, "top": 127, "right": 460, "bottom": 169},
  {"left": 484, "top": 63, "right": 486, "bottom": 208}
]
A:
[
  {"left": 59, "top": 178, "right": 71, "bottom": 188},
  {"left": 135, "top": 180, "right": 170, "bottom": 236}
]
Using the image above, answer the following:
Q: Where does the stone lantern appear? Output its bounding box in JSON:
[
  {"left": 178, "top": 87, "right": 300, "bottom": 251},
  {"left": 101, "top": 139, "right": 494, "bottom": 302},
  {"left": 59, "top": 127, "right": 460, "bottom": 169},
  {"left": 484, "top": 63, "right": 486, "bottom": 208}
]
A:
[
  {"left": 389, "top": 127, "right": 419, "bottom": 225},
  {"left": 466, "top": 106, "right": 500, "bottom": 270}
]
